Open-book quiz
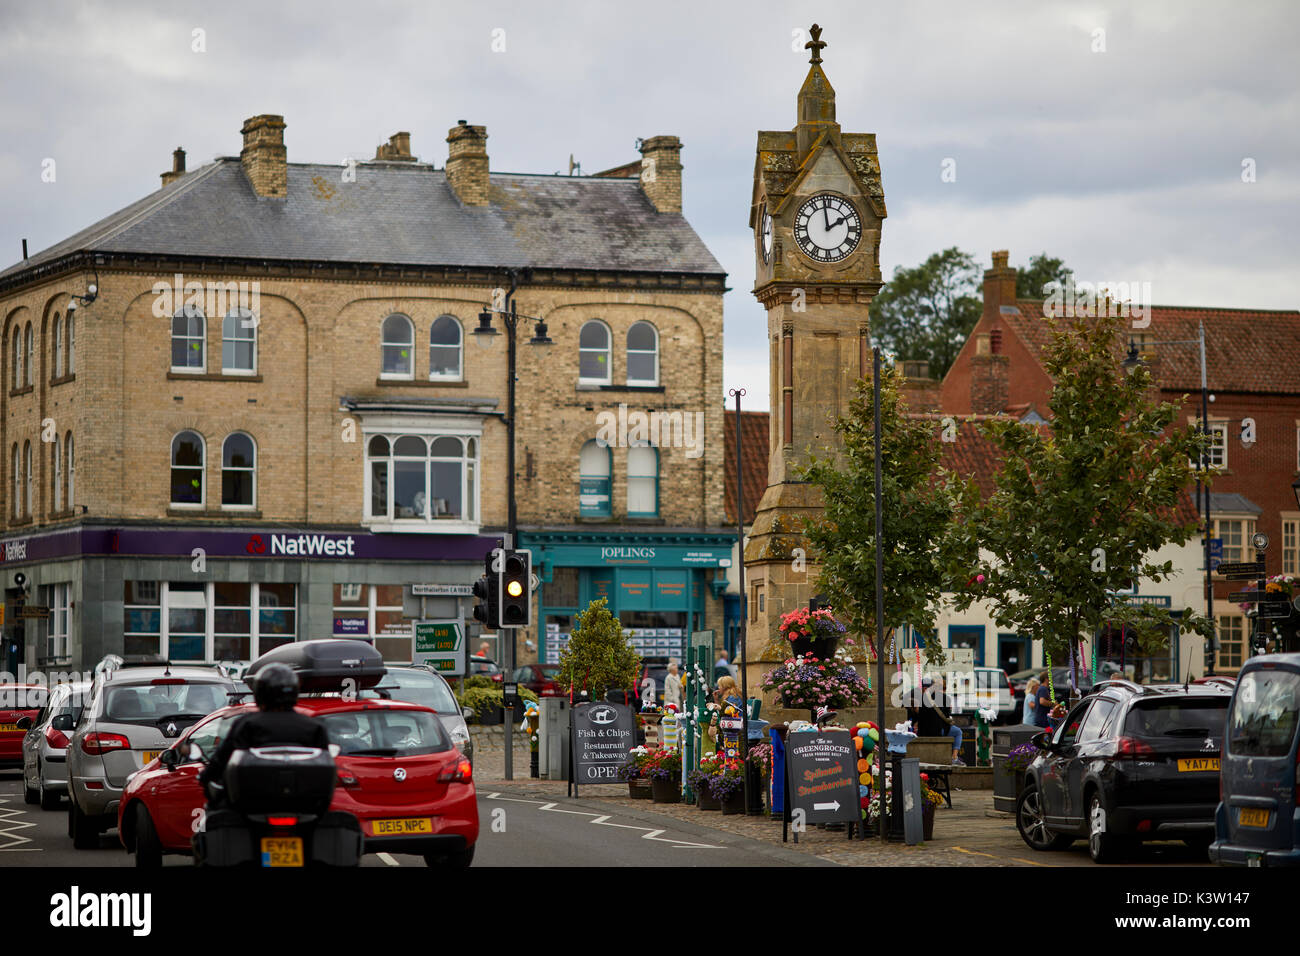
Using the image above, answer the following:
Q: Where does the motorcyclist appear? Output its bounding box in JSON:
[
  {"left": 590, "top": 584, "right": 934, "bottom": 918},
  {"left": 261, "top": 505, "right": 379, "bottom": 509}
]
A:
[{"left": 199, "top": 662, "right": 331, "bottom": 801}]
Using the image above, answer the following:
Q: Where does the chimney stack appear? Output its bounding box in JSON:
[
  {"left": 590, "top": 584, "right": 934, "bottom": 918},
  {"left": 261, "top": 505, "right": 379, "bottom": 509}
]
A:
[
  {"left": 161, "top": 147, "right": 187, "bottom": 187},
  {"left": 983, "top": 249, "right": 1018, "bottom": 319},
  {"left": 375, "top": 132, "right": 414, "bottom": 161},
  {"left": 637, "top": 135, "right": 682, "bottom": 214},
  {"left": 445, "top": 120, "right": 490, "bottom": 206},
  {"left": 240, "top": 114, "right": 287, "bottom": 199}
]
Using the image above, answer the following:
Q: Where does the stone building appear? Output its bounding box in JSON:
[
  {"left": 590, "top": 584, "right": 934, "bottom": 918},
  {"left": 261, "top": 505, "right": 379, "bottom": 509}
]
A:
[{"left": 0, "top": 115, "right": 731, "bottom": 674}]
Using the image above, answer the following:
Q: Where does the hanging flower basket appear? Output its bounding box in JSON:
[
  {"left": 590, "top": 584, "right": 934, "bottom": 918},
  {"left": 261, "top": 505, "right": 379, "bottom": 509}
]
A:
[
  {"left": 779, "top": 606, "right": 850, "bottom": 662},
  {"left": 763, "top": 655, "right": 871, "bottom": 712}
]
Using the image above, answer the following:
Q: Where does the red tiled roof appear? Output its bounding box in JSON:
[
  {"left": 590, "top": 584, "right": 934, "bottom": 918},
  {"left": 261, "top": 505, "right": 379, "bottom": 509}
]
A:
[
  {"left": 724, "top": 410, "right": 769, "bottom": 526},
  {"left": 998, "top": 302, "right": 1300, "bottom": 395}
]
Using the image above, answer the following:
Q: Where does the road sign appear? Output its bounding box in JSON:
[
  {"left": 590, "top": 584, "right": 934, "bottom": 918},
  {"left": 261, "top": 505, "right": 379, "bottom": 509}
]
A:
[
  {"left": 19, "top": 605, "right": 50, "bottom": 619},
  {"left": 1228, "top": 590, "right": 1266, "bottom": 603},
  {"left": 412, "top": 619, "right": 468, "bottom": 676},
  {"left": 410, "top": 583, "right": 472, "bottom": 597},
  {"left": 783, "top": 730, "right": 860, "bottom": 839},
  {"left": 1208, "top": 538, "right": 1223, "bottom": 571},
  {"left": 1219, "top": 561, "right": 1266, "bottom": 580},
  {"left": 1256, "top": 601, "right": 1293, "bottom": 619}
]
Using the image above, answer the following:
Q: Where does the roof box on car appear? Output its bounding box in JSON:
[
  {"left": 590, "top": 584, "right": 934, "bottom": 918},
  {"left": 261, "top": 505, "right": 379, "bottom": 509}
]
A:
[{"left": 246, "top": 639, "right": 386, "bottom": 693}]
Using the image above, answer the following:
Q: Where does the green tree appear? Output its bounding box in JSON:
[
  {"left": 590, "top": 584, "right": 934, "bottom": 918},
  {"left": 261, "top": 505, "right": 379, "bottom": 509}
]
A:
[
  {"left": 871, "top": 247, "right": 981, "bottom": 379},
  {"left": 944, "top": 307, "right": 1214, "bottom": 695},
  {"left": 555, "top": 598, "right": 641, "bottom": 701},
  {"left": 801, "top": 365, "right": 978, "bottom": 665},
  {"left": 1016, "top": 252, "right": 1074, "bottom": 299}
]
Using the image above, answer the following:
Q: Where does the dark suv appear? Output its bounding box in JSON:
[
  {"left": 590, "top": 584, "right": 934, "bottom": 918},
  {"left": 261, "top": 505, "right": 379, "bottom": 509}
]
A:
[{"left": 1016, "top": 679, "right": 1232, "bottom": 862}]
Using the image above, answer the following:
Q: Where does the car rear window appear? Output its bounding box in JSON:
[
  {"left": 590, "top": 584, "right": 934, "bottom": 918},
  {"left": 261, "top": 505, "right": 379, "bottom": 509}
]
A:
[
  {"left": 102, "top": 682, "right": 229, "bottom": 724},
  {"left": 364, "top": 670, "right": 459, "bottom": 713},
  {"left": 1125, "top": 698, "right": 1229, "bottom": 738},
  {"left": 322, "top": 709, "right": 449, "bottom": 757},
  {"left": 1229, "top": 669, "right": 1300, "bottom": 758}
]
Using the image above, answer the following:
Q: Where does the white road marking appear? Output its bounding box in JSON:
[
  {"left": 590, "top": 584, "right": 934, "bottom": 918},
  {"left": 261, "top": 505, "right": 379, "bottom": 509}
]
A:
[
  {"left": 483, "top": 792, "right": 723, "bottom": 849},
  {"left": 0, "top": 798, "right": 38, "bottom": 851},
  {"left": 377, "top": 852, "right": 401, "bottom": 866}
]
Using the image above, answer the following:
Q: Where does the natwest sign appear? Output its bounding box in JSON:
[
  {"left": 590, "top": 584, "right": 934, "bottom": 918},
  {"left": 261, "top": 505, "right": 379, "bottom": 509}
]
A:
[
  {"left": 0, "top": 539, "right": 27, "bottom": 562},
  {"left": 258, "top": 533, "right": 358, "bottom": 557}
]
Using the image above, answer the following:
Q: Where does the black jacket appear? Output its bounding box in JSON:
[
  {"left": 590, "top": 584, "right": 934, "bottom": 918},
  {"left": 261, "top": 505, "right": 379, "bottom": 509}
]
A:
[
  {"left": 199, "top": 709, "right": 331, "bottom": 790},
  {"left": 910, "top": 694, "right": 955, "bottom": 738}
]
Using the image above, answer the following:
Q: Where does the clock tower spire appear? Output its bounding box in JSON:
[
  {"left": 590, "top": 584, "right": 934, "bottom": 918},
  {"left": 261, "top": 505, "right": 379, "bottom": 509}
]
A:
[{"left": 743, "top": 24, "right": 887, "bottom": 695}]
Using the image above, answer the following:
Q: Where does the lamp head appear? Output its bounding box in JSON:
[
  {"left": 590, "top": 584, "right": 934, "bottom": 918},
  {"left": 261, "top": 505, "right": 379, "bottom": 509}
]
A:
[{"left": 473, "top": 308, "right": 499, "bottom": 349}]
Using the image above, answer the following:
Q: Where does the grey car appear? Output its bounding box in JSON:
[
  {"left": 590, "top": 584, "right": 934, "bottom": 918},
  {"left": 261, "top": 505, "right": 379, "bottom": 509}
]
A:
[
  {"left": 66, "top": 665, "right": 234, "bottom": 848},
  {"left": 20, "top": 681, "right": 90, "bottom": 810},
  {"left": 364, "top": 665, "right": 474, "bottom": 766}
]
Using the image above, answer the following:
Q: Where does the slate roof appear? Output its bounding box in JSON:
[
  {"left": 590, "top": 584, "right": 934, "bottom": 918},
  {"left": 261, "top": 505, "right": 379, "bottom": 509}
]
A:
[
  {"left": 1, "top": 159, "right": 725, "bottom": 280},
  {"left": 724, "top": 411, "right": 770, "bottom": 526},
  {"left": 1208, "top": 492, "right": 1261, "bottom": 515},
  {"left": 995, "top": 301, "right": 1300, "bottom": 395}
]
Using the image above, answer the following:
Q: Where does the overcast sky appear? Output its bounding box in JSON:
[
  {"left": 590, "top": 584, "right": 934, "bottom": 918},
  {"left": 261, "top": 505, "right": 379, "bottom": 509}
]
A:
[{"left": 2, "top": 0, "right": 1296, "bottom": 411}]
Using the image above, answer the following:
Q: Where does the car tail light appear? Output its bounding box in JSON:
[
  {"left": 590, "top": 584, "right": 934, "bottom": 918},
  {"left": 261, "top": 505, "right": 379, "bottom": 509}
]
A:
[
  {"left": 1115, "top": 736, "right": 1155, "bottom": 759},
  {"left": 491, "top": 674, "right": 503, "bottom": 684},
  {"left": 45, "top": 725, "right": 69, "bottom": 750},
  {"left": 151, "top": 678, "right": 185, "bottom": 685},
  {"left": 1136, "top": 819, "right": 1152, "bottom": 833},
  {"left": 80, "top": 732, "right": 131, "bottom": 755},
  {"left": 84, "top": 781, "right": 103, "bottom": 790},
  {"left": 338, "top": 772, "right": 358, "bottom": 788},
  {"left": 438, "top": 759, "right": 473, "bottom": 783},
  {"left": 267, "top": 815, "right": 298, "bottom": 827}
]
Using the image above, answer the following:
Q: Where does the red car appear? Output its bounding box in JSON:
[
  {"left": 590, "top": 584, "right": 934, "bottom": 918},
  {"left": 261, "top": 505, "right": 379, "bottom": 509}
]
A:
[
  {"left": 0, "top": 685, "right": 44, "bottom": 767},
  {"left": 118, "top": 696, "right": 478, "bottom": 867},
  {"left": 511, "top": 664, "right": 562, "bottom": 697}
]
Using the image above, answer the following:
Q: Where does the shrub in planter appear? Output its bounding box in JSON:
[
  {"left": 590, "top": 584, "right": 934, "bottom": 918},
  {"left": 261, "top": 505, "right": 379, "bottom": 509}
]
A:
[
  {"left": 646, "top": 749, "right": 682, "bottom": 803},
  {"left": 617, "top": 747, "right": 655, "bottom": 798},
  {"left": 457, "top": 685, "right": 537, "bottom": 724},
  {"left": 708, "top": 764, "right": 746, "bottom": 814}
]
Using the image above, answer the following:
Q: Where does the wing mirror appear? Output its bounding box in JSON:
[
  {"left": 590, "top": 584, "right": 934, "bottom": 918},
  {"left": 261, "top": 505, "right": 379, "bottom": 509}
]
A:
[
  {"left": 51, "top": 714, "right": 74, "bottom": 732},
  {"left": 462, "top": 707, "right": 474, "bottom": 720},
  {"left": 1031, "top": 731, "right": 1053, "bottom": 752},
  {"left": 159, "top": 748, "right": 182, "bottom": 770},
  {"left": 15, "top": 716, "right": 32, "bottom": 731}
]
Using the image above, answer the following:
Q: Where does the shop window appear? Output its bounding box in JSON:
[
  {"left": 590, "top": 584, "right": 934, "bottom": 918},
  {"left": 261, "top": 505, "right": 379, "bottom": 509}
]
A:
[
  {"left": 365, "top": 432, "right": 478, "bottom": 528},
  {"left": 627, "top": 444, "right": 658, "bottom": 517},
  {"left": 579, "top": 320, "right": 611, "bottom": 385},
  {"left": 171, "top": 307, "right": 205, "bottom": 372},
  {"left": 122, "top": 581, "right": 296, "bottom": 662},
  {"left": 330, "top": 584, "right": 407, "bottom": 660},
  {"left": 429, "top": 315, "right": 463, "bottom": 380},
  {"left": 579, "top": 440, "right": 611, "bottom": 517},
  {"left": 41, "top": 583, "right": 72, "bottom": 660},
  {"left": 222, "top": 309, "right": 257, "bottom": 374},
  {"left": 547, "top": 567, "right": 580, "bottom": 609},
  {"left": 626, "top": 321, "right": 658, "bottom": 386},
  {"left": 381, "top": 314, "right": 414, "bottom": 379},
  {"left": 171, "top": 431, "right": 205, "bottom": 506},
  {"left": 222, "top": 433, "right": 256, "bottom": 508}
]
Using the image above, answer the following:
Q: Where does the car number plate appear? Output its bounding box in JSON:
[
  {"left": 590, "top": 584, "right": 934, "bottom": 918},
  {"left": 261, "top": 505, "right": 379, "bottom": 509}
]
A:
[
  {"left": 140, "top": 751, "right": 161, "bottom": 764},
  {"left": 372, "top": 817, "right": 433, "bottom": 836},
  {"left": 260, "top": 837, "right": 304, "bottom": 867},
  {"left": 1176, "top": 757, "right": 1219, "bottom": 772},
  {"left": 1239, "top": 808, "right": 1270, "bottom": 828},
  {"left": 0, "top": 723, "right": 20, "bottom": 733}
]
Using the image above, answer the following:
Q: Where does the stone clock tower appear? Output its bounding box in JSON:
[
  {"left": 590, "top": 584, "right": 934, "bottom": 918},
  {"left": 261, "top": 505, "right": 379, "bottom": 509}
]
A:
[{"left": 743, "top": 25, "right": 887, "bottom": 678}]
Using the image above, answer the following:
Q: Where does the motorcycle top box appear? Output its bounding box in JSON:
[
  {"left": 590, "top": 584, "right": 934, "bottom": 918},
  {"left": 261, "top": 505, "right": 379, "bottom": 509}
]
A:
[
  {"left": 246, "top": 639, "right": 386, "bottom": 693},
  {"left": 224, "top": 746, "right": 337, "bottom": 817}
]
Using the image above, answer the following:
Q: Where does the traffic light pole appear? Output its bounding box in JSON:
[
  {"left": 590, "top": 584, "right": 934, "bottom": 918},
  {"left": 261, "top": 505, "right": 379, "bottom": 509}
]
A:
[{"left": 504, "top": 272, "right": 519, "bottom": 781}]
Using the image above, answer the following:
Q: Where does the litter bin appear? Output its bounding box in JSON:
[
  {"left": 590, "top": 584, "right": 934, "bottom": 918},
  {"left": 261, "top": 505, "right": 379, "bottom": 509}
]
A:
[
  {"left": 992, "top": 723, "right": 1040, "bottom": 813},
  {"left": 538, "top": 697, "right": 571, "bottom": 781}
]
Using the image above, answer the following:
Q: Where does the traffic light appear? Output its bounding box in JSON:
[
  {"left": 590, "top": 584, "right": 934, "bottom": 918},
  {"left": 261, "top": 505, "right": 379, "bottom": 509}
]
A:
[
  {"left": 471, "top": 551, "right": 500, "bottom": 630},
  {"left": 498, "top": 549, "right": 532, "bottom": 629}
]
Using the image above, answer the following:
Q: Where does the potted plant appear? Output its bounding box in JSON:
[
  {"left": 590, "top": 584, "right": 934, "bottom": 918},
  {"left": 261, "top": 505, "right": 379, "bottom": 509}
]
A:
[
  {"left": 920, "top": 774, "right": 944, "bottom": 841},
  {"left": 1003, "top": 741, "right": 1039, "bottom": 800},
  {"left": 555, "top": 598, "right": 642, "bottom": 702},
  {"left": 778, "top": 606, "right": 850, "bottom": 661},
  {"left": 646, "top": 749, "right": 682, "bottom": 803},
  {"left": 761, "top": 655, "right": 870, "bottom": 719},
  {"left": 617, "top": 746, "right": 655, "bottom": 799},
  {"left": 687, "top": 753, "right": 723, "bottom": 810},
  {"left": 708, "top": 759, "right": 746, "bottom": 814}
]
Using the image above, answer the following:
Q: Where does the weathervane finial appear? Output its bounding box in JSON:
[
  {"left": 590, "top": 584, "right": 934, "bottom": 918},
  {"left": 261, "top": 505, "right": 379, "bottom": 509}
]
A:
[{"left": 805, "top": 23, "right": 827, "bottom": 65}]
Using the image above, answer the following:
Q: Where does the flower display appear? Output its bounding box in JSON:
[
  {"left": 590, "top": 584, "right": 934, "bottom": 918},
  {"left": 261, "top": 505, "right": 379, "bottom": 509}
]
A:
[
  {"left": 616, "top": 745, "right": 655, "bottom": 782},
  {"left": 1004, "top": 741, "right": 1039, "bottom": 773},
  {"left": 706, "top": 758, "right": 745, "bottom": 801},
  {"left": 643, "top": 748, "right": 682, "bottom": 781},
  {"left": 778, "top": 606, "right": 850, "bottom": 644},
  {"left": 761, "top": 655, "right": 871, "bottom": 710}
]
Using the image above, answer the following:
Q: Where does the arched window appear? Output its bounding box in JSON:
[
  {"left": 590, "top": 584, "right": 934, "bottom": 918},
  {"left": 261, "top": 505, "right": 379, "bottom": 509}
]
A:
[
  {"left": 381, "top": 314, "right": 414, "bottom": 378},
  {"left": 11, "top": 331, "right": 20, "bottom": 391},
  {"left": 65, "top": 432, "right": 74, "bottom": 509},
  {"left": 627, "top": 444, "right": 659, "bottom": 516},
  {"left": 222, "top": 433, "right": 256, "bottom": 507},
  {"left": 24, "top": 323, "right": 33, "bottom": 387},
  {"left": 52, "top": 433, "right": 61, "bottom": 511},
  {"left": 171, "top": 431, "right": 205, "bottom": 505},
  {"left": 53, "top": 314, "right": 63, "bottom": 379},
  {"left": 579, "top": 321, "right": 611, "bottom": 385},
  {"left": 66, "top": 313, "right": 75, "bottom": 374},
  {"left": 626, "top": 321, "right": 659, "bottom": 386},
  {"left": 429, "top": 315, "right": 463, "bottom": 380},
  {"left": 23, "top": 440, "right": 32, "bottom": 515},
  {"left": 10, "top": 444, "right": 18, "bottom": 517},
  {"left": 222, "top": 310, "right": 257, "bottom": 374},
  {"left": 579, "top": 439, "right": 612, "bottom": 517},
  {"left": 172, "top": 307, "right": 205, "bottom": 372}
]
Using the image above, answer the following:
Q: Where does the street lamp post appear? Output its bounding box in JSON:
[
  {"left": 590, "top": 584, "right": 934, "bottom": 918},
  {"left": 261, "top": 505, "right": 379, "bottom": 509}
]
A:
[
  {"left": 476, "top": 270, "right": 552, "bottom": 780},
  {"left": 1123, "top": 320, "right": 1213, "bottom": 671}
]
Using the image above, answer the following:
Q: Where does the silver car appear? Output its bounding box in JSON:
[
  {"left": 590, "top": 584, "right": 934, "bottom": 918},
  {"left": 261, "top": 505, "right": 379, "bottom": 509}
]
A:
[
  {"left": 20, "top": 681, "right": 90, "bottom": 810},
  {"left": 66, "top": 665, "right": 233, "bottom": 849},
  {"left": 365, "top": 666, "right": 474, "bottom": 765}
]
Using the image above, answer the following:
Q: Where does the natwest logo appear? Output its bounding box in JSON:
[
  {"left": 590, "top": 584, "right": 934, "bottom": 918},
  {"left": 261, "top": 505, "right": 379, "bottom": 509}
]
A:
[
  {"left": 269, "top": 534, "right": 357, "bottom": 557},
  {"left": 2, "top": 539, "right": 28, "bottom": 562}
]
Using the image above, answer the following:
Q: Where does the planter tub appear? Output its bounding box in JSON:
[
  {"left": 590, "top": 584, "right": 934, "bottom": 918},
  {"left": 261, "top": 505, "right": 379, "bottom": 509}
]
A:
[
  {"left": 696, "top": 788, "right": 721, "bottom": 811},
  {"left": 628, "top": 779, "right": 653, "bottom": 800},
  {"left": 720, "top": 790, "right": 746, "bottom": 814},
  {"left": 923, "top": 803, "right": 935, "bottom": 841},
  {"left": 651, "top": 776, "right": 682, "bottom": 804}
]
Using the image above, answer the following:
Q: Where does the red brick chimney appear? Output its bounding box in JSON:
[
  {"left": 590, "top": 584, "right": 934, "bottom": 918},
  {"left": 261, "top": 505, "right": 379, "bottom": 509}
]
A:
[
  {"left": 983, "top": 249, "right": 1018, "bottom": 321},
  {"left": 969, "top": 328, "right": 1009, "bottom": 414}
]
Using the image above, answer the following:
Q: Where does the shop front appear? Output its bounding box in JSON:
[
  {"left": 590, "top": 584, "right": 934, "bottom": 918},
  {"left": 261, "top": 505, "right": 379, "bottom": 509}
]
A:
[{"left": 519, "top": 532, "right": 733, "bottom": 666}]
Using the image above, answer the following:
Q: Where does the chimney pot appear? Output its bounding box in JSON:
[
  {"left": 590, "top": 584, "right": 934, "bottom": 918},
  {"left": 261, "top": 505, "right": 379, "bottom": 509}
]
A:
[
  {"left": 240, "top": 114, "right": 287, "bottom": 199},
  {"left": 637, "top": 135, "right": 683, "bottom": 214},
  {"left": 446, "top": 122, "right": 490, "bottom": 206},
  {"left": 173, "top": 147, "right": 186, "bottom": 173},
  {"left": 983, "top": 248, "right": 1018, "bottom": 320}
]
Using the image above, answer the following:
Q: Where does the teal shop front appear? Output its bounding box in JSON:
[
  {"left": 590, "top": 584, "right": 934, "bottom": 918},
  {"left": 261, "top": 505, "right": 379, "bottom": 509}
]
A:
[{"left": 519, "top": 533, "right": 732, "bottom": 666}]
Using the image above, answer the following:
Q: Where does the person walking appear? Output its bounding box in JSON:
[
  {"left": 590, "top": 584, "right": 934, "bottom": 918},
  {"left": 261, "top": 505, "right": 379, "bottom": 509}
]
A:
[
  {"left": 714, "top": 648, "right": 732, "bottom": 683},
  {"left": 1022, "top": 677, "right": 1040, "bottom": 725},
  {"left": 664, "top": 660, "right": 683, "bottom": 711}
]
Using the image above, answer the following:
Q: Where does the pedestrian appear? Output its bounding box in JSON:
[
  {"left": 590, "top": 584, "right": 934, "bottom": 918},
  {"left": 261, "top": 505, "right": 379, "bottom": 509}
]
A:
[
  {"left": 1022, "top": 677, "right": 1040, "bottom": 725},
  {"left": 911, "top": 676, "right": 966, "bottom": 766},
  {"left": 664, "top": 660, "right": 683, "bottom": 711},
  {"left": 714, "top": 648, "right": 732, "bottom": 683},
  {"left": 1032, "top": 671, "right": 1055, "bottom": 728},
  {"left": 477, "top": 641, "right": 492, "bottom": 659}
]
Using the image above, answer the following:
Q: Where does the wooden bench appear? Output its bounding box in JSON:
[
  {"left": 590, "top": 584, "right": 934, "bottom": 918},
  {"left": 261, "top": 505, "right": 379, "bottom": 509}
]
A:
[{"left": 918, "top": 763, "right": 953, "bottom": 809}]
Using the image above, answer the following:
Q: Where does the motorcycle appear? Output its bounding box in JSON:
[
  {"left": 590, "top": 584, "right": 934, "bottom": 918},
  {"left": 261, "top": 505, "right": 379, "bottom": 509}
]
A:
[{"left": 190, "top": 741, "right": 363, "bottom": 868}]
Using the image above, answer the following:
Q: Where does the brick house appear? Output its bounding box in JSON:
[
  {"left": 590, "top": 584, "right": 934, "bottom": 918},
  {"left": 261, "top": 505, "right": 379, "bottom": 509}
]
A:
[{"left": 0, "top": 115, "right": 732, "bottom": 673}]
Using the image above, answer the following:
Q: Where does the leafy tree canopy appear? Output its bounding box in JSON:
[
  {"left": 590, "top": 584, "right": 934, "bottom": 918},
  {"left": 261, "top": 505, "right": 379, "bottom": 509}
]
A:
[{"left": 555, "top": 598, "right": 641, "bottom": 701}]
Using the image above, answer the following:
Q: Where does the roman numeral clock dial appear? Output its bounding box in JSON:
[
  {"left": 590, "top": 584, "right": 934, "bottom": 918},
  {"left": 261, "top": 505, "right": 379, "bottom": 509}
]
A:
[{"left": 793, "top": 194, "right": 861, "bottom": 263}]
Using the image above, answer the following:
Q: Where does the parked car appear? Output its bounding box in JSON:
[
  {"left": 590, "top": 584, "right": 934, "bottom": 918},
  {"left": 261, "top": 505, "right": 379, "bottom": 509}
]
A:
[
  {"left": 1016, "top": 678, "right": 1232, "bottom": 862},
  {"left": 119, "top": 695, "right": 478, "bottom": 868},
  {"left": 364, "top": 665, "right": 474, "bottom": 765},
  {"left": 948, "top": 667, "right": 1015, "bottom": 724},
  {"left": 20, "top": 681, "right": 90, "bottom": 809},
  {"left": 469, "top": 656, "right": 502, "bottom": 682},
  {"left": 511, "top": 664, "right": 562, "bottom": 698},
  {"left": 0, "top": 684, "right": 44, "bottom": 769},
  {"left": 1210, "top": 653, "right": 1300, "bottom": 867},
  {"left": 66, "top": 665, "right": 234, "bottom": 848}
]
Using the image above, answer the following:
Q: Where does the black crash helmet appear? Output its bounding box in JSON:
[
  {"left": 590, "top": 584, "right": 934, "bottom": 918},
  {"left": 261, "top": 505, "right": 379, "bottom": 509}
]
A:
[{"left": 253, "top": 663, "right": 300, "bottom": 711}]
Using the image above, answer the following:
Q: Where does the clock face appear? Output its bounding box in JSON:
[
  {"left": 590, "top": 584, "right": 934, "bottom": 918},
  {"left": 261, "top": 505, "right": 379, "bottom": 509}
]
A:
[
  {"left": 793, "top": 194, "right": 861, "bottom": 263},
  {"left": 761, "top": 210, "right": 773, "bottom": 262}
]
